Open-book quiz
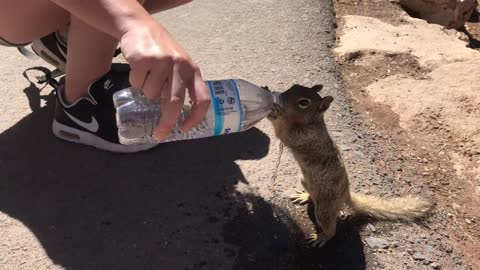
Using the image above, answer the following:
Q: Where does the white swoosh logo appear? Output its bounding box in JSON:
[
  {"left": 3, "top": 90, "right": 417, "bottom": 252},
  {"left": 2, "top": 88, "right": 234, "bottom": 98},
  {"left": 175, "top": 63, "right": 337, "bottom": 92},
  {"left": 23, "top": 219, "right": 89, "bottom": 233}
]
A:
[
  {"left": 64, "top": 110, "right": 99, "bottom": 133},
  {"left": 57, "top": 42, "right": 67, "bottom": 59}
]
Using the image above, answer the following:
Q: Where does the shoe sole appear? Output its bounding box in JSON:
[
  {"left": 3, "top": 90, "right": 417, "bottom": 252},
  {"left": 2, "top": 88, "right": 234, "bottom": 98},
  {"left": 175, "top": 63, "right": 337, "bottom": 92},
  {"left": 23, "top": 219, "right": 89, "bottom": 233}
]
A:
[
  {"left": 52, "top": 120, "right": 158, "bottom": 153},
  {"left": 31, "top": 41, "right": 66, "bottom": 72}
]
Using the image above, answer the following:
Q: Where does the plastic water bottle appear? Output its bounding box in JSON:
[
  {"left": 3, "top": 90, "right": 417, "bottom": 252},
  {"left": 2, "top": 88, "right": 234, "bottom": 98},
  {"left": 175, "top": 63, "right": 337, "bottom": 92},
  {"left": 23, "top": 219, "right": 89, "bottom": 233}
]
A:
[{"left": 113, "top": 79, "right": 281, "bottom": 145}]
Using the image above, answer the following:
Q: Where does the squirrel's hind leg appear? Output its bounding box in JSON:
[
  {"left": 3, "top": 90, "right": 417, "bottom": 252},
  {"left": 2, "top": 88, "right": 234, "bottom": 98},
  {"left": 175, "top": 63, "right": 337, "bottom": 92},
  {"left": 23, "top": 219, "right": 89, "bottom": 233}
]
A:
[
  {"left": 306, "top": 221, "right": 337, "bottom": 248},
  {"left": 306, "top": 233, "right": 328, "bottom": 248},
  {"left": 307, "top": 200, "right": 339, "bottom": 248}
]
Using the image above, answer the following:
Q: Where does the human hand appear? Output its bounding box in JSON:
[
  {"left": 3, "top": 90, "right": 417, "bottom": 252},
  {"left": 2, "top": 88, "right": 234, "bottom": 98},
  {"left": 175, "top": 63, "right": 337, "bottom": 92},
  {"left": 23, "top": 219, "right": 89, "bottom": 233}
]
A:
[{"left": 120, "top": 21, "right": 210, "bottom": 141}]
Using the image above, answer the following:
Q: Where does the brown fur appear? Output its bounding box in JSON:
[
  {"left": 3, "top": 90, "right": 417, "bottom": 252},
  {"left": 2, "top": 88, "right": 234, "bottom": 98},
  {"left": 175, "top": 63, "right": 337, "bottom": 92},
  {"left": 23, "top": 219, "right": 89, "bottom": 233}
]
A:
[{"left": 267, "top": 84, "right": 434, "bottom": 247}]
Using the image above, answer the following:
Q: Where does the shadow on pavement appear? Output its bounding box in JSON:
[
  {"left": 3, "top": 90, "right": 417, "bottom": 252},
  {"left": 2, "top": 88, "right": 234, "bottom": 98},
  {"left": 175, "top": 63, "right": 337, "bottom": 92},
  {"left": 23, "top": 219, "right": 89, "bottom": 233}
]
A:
[
  {"left": 225, "top": 195, "right": 367, "bottom": 270},
  {"left": 0, "top": 68, "right": 366, "bottom": 270}
]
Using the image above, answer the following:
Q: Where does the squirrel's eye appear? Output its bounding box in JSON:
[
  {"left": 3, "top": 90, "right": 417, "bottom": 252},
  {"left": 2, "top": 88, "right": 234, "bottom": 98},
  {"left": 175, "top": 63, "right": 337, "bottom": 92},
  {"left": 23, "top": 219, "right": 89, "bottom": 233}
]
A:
[{"left": 297, "top": 98, "right": 311, "bottom": 109}]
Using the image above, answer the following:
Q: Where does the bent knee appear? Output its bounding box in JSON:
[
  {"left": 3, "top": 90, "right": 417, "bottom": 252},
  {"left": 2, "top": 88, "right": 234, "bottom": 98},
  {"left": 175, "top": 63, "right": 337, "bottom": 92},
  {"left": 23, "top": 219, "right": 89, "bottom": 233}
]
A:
[
  {"left": 0, "top": 36, "right": 30, "bottom": 47},
  {"left": 0, "top": 0, "right": 69, "bottom": 45}
]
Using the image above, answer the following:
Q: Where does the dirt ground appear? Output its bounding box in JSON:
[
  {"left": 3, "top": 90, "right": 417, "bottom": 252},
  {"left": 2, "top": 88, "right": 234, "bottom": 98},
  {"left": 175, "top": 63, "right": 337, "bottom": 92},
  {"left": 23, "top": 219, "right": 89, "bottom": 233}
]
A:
[
  {"left": 334, "top": 0, "right": 480, "bottom": 269},
  {"left": 1, "top": 0, "right": 363, "bottom": 269}
]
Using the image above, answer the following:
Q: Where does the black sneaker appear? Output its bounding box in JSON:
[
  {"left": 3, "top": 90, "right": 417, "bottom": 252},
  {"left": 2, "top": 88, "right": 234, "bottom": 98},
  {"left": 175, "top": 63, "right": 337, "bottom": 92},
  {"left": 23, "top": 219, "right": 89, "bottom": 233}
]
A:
[
  {"left": 52, "top": 66, "right": 158, "bottom": 153},
  {"left": 31, "top": 31, "right": 67, "bottom": 72}
]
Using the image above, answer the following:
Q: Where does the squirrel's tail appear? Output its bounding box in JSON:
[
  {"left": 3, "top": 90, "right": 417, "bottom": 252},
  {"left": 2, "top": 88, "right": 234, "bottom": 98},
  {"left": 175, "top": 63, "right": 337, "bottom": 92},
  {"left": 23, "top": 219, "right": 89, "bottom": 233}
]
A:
[{"left": 348, "top": 192, "right": 433, "bottom": 221}]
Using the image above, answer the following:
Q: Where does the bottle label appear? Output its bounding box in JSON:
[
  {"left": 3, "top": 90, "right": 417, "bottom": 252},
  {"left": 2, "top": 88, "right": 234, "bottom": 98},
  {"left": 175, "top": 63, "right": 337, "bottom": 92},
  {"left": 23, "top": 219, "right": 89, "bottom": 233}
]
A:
[{"left": 207, "top": 80, "right": 242, "bottom": 136}]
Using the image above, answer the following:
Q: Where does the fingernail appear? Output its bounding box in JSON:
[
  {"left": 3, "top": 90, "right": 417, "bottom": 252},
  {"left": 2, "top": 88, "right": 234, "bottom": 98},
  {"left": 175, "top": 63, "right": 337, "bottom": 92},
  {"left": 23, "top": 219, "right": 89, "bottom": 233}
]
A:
[
  {"left": 179, "top": 126, "right": 190, "bottom": 133},
  {"left": 153, "top": 132, "right": 166, "bottom": 142}
]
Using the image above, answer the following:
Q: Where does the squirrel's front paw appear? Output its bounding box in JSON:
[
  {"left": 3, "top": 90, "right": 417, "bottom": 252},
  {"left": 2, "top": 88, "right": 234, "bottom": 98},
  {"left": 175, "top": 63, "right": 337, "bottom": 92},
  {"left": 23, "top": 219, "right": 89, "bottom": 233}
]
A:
[
  {"left": 290, "top": 191, "right": 311, "bottom": 205},
  {"left": 267, "top": 103, "right": 283, "bottom": 121}
]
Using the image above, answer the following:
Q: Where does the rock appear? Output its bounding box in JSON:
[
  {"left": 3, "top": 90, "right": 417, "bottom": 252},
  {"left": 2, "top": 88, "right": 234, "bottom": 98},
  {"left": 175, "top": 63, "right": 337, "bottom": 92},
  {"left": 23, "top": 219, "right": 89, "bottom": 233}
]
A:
[
  {"left": 424, "top": 259, "right": 433, "bottom": 265},
  {"left": 413, "top": 252, "right": 427, "bottom": 261},
  {"left": 391, "top": 241, "right": 400, "bottom": 248},
  {"left": 353, "top": 150, "right": 366, "bottom": 158},
  {"left": 425, "top": 245, "right": 438, "bottom": 255},
  {"left": 452, "top": 203, "right": 461, "bottom": 210},
  {"left": 365, "top": 237, "right": 390, "bottom": 249},
  {"left": 399, "top": 0, "right": 477, "bottom": 29},
  {"left": 430, "top": 262, "right": 441, "bottom": 269},
  {"left": 339, "top": 144, "right": 353, "bottom": 151},
  {"left": 367, "top": 223, "right": 377, "bottom": 232},
  {"left": 456, "top": 31, "right": 469, "bottom": 42}
]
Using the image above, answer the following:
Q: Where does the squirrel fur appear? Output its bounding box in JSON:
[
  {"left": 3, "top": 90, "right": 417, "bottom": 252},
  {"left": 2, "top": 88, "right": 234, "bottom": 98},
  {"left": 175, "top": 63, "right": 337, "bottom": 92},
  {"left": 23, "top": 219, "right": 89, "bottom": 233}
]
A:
[{"left": 267, "top": 84, "right": 434, "bottom": 248}]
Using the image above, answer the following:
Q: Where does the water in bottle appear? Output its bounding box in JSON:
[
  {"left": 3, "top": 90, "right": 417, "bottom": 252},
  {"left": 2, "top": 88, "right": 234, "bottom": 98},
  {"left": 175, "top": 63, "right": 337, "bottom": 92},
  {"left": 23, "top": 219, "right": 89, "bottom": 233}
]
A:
[{"left": 113, "top": 79, "right": 281, "bottom": 145}]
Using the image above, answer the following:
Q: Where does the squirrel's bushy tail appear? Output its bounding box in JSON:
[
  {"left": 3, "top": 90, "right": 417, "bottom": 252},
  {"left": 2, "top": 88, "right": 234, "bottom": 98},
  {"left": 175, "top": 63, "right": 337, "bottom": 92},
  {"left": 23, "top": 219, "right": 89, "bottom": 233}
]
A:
[{"left": 348, "top": 192, "right": 433, "bottom": 221}]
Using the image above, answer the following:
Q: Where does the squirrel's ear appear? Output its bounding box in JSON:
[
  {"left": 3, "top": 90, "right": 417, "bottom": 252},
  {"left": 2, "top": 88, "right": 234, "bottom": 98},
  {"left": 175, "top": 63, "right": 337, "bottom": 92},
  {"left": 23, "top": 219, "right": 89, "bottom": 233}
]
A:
[
  {"left": 311, "top": 84, "right": 323, "bottom": 92},
  {"left": 318, "top": 96, "right": 334, "bottom": 112}
]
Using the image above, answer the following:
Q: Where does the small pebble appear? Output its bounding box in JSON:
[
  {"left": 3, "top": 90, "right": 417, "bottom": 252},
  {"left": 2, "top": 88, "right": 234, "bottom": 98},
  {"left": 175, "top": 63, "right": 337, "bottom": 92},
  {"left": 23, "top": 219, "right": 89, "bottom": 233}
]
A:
[
  {"left": 425, "top": 245, "right": 437, "bottom": 254},
  {"left": 413, "top": 252, "right": 427, "bottom": 261},
  {"left": 339, "top": 144, "right": 352, "bottom": 151},
  {"left": 452, "top": 203, "right": 461, "bottom": 210},
  {"left": 365, "top": 237, "right": 390, "bottom": 249},
  {"left": 430, "top": 262, "right": 441, "bottom": 269},
  {"left": 367, "top": 223, "right": 377, "bottom": 232}
]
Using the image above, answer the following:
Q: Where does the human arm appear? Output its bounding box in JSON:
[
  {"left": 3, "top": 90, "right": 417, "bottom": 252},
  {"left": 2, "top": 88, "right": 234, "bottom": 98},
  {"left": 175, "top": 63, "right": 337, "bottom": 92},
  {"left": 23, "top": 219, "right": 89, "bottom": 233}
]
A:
[{"left": 50, "top": 0, "right": 211, "bottom": 140}]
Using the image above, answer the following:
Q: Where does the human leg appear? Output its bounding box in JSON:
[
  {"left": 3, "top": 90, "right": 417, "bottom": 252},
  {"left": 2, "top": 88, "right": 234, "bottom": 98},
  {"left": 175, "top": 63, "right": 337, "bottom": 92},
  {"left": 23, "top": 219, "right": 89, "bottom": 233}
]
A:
[
  {"left": 2, "top": 0, "right": 196, "bottom": 152},
  {"left": 0, "top": 0, "right": 69, "bottom": 45},
  {"left": 62, "top": 0, "right": 194, "bottom": 103},
  {"left": 63, "top": 15, "right": 118, "bottom": 103}
]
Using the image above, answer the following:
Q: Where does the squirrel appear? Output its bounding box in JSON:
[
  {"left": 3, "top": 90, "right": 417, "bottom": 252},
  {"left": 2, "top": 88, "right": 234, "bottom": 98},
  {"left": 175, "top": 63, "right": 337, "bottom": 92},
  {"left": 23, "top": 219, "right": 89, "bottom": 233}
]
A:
[{"left": 266, "top": 84, "right": 434, "bottom": 248}]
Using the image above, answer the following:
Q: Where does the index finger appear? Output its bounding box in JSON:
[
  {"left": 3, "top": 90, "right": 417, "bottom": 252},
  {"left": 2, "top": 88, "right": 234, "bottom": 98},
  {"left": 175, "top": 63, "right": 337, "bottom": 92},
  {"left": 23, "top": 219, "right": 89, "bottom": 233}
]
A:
[
  {"left": 179, "top": 67, "right": 211, "bottom": 132},
  {"left": 153, "top": 64, "right": 187, "bottom": 141}
]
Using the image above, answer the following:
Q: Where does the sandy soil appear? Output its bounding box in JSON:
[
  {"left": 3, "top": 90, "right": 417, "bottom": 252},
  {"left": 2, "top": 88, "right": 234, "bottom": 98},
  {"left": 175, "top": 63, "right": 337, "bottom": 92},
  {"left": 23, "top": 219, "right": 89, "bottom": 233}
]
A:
[{"left": 334, "top": 0, "right": 480, "bottom": 269}]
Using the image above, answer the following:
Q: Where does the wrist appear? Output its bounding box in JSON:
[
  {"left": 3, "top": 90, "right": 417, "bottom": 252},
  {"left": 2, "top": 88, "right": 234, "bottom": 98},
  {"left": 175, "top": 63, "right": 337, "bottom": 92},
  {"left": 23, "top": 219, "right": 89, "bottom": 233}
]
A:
[{"left": 120, "top": 15, "right": 162, "bottom": 38}]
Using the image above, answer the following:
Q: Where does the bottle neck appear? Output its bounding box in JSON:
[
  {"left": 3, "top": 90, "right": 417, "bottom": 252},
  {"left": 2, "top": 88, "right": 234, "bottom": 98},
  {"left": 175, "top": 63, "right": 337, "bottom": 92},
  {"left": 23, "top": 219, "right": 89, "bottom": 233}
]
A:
[{"left": 271, "top": 91, "right": 282, "bottom": 106}]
